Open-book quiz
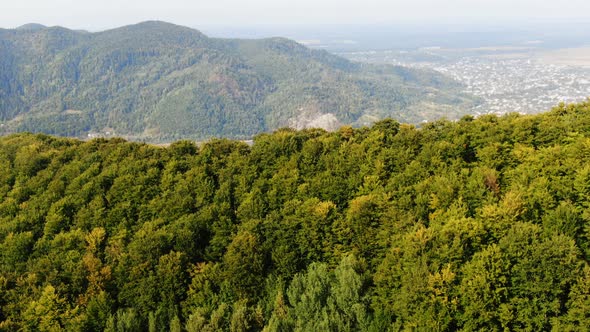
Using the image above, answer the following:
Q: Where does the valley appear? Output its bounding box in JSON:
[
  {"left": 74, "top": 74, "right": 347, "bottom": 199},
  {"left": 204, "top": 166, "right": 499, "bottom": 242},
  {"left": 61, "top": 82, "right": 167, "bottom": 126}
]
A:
[{"left": 340, "top": 45, "right": 590, "bottom": 116}]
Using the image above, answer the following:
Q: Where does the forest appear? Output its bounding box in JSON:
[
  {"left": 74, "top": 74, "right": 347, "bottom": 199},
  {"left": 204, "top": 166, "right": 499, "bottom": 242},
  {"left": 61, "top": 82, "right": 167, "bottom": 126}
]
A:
[{"left": 1, "top": 100, "right": 590, "bottom": 331}]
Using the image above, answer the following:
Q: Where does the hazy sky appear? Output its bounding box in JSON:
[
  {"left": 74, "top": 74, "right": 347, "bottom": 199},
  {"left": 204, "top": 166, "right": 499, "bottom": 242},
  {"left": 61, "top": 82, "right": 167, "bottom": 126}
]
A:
[{"left": 2, "top": 0, "right": 590, "bottom": 31}]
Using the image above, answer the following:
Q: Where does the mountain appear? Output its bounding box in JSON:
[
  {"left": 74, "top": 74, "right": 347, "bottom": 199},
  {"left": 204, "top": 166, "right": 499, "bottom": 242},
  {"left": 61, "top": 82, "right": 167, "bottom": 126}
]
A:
[
  {"left": 14, "top": 23, "right": 47, "bottom": 31},
  {"left": 0, "top": 21, "right": 478, "bottom": 141}
]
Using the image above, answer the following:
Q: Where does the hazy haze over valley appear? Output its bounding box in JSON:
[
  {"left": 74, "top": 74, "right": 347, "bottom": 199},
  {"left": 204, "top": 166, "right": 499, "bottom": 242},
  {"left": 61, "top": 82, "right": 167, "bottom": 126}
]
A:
[{"left": 3, "top": 0, "right": 590, "bottom": 29}]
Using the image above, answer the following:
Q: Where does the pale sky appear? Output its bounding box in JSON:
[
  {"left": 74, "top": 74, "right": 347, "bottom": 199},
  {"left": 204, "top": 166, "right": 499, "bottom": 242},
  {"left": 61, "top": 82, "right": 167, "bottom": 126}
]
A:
[{"left": 2, "top": 0, "right": 589, "bottom": 31}]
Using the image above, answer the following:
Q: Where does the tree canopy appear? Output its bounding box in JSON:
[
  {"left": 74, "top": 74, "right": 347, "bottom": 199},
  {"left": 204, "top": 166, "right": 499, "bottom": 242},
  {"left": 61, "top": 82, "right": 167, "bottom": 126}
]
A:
[{"left": 1, "top": 100, "right": 590, "bottom": 330}]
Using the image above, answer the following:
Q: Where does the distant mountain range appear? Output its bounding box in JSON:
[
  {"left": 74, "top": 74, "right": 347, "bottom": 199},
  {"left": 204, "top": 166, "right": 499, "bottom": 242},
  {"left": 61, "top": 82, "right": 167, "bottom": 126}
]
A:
[{"left": 0, "top": 21, "right": 478, "bottom": 141}]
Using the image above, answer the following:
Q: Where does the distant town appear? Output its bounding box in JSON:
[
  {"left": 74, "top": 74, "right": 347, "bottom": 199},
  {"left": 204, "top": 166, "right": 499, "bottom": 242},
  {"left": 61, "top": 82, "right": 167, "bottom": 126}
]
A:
[{"left": 341, "top": 47, "right": 590, "bottom": 116}]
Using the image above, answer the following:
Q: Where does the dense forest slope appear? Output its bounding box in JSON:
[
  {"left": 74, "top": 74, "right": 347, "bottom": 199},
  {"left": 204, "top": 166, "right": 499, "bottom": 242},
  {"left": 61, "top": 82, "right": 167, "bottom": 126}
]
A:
[
  {"left": 0, "top": 100, "right": 590, "bottom": 330},
  {"left": 0, "top": 21, "right": 476, "bottom": 141},
  {"left": 0, "top": 101, "right": 590, "bottom": 331}
]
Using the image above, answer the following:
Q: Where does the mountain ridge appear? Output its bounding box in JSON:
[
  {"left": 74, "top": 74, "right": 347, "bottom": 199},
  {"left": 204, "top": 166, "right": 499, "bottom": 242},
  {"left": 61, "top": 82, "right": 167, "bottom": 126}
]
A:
[
  {"left": 0, "top": 21, "right": 478, "bottom": 141},
  {"left": 15, "top": 23, "right": 47, "bottom": 31}
]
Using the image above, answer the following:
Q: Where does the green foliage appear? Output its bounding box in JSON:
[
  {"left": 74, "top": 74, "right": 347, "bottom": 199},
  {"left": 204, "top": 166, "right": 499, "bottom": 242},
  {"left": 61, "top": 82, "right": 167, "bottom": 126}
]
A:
[
  {"left": 0, "top": 101, "right": 590, "bottom": 330},
  {"left": 22, "top": 284, "right": 77, "bottom": 331},
  {"left": 222, "top": 230, "right": 266, "bottom": 301}
]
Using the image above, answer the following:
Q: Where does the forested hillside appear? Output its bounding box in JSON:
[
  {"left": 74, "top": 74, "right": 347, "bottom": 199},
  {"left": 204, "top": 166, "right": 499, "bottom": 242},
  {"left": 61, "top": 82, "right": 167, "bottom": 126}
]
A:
[
  {"left": 0, "top": 21, "right": 476, "bottom": 141},
  {"left": 1, "top": 100, "right": 590, "bottom": 331}
]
